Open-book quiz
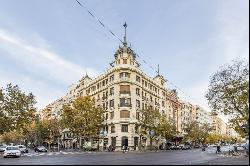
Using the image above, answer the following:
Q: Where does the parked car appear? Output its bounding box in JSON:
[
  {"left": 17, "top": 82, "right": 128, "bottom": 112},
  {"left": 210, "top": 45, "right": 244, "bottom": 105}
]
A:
[
  {"left": 171, "top": 145, "right": 181, "bottom": 150},
  {"left": 3, "top": 146, "right": 21, "bottom": 158},
  {"left": 34, "top": 146, "right": 47, "bottom": 152},
  {"left": 193, "top": 144, "right": 201, "bottom": 148},
  {"left": 0, "top": 146, "right": 6, "bottom": 152},
  {"left": 18, "top": 145, "right": 28, "bottom": 153},
  {"left": 179, "top": 144, "right": 185, "bottom": 150},
  {"left": 182, "top": 144, "right": 192, "bottom": 150}
]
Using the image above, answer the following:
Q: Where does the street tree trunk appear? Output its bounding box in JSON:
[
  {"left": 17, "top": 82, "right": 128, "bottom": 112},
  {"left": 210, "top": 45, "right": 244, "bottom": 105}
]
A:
[
  {"left": 150, "top": 137, "right": 153, "bottom": 151},
  {"left": 139, "top": 135, "right": 142, "bottom": 151},
  {"left": 79, "top": 136, "right": 82, "bottom": 150}
]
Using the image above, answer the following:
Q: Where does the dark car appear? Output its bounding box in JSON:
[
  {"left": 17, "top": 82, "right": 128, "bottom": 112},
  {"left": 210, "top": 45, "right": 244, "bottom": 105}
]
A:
[
  {"left": 182, "top": 144, "right": 192, "bottom": 150},
  {"left": 34, "top": 146, "right": 47, "bottom": 152},
  {"left": 0, "top": 146, "right": 6, "bottom": 152}
]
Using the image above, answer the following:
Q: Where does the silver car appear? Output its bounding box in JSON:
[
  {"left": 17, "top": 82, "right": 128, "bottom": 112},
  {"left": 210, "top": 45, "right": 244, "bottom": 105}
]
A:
[{"left": 3, "top": 146, "right": 21, "bottom": 158}]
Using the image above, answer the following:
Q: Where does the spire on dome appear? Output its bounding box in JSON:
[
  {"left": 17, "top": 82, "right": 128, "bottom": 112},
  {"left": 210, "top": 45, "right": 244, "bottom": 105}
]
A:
[
  {"left": 123, "top": 22, "right": 128, "bottom": 47},
  {"left": 157, "top": 64, "right": 160, "bottom": 76}
]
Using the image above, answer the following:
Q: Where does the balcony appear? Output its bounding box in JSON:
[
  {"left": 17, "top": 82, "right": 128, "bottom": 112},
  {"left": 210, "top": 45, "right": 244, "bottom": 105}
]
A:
[
  {"left": 118, "top": 104, "right": 132, "bottom": 108},
  {"left": 102, "top": 96, "right": 108, "bottom": 100},
  {"left": 120, "top": 77, "right": 130, "bottom": 82},
  {"left": 119, "top": 91, "right": 131, "bottom": 95}
]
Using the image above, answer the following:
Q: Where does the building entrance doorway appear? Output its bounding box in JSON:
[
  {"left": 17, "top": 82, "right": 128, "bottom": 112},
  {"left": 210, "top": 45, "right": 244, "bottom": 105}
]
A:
[
  {"left": 111, "top": 137, "right": 116, "bottom": 149},
  {"left": 122, "top": 136, "right": 128, "bottom": 148}
]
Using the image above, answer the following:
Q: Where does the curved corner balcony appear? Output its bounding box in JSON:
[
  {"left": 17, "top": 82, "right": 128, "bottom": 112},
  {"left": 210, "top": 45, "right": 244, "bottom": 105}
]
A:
[
  {"left": 119, "top": 91, "right": 131, "bottom": 95},
  {"left": 118, "top": 104, "right": 132, "bottom": 108},
  {"left": 120, "top": 77, "right": 130, "bottom": 82}
]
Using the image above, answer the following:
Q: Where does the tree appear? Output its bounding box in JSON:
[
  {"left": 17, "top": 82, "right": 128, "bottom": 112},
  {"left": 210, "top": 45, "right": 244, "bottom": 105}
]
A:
[
  {"left": 183, "top": 120, "right": 200, "bottom": 145},
  {"left": 138, "top": 107, "right": 161, "bottom": 151},
  {"left": 157, "top": 114, "right": 176, "bottom": 149},
  {"left": 0, "top": 83, "right": 37, "bottom": 134},
  {"left": 199, "top": 123, "right": 213, "bottom": 144},
  {"left": 206, "top": 60, "right": 249, "bottom": 138},
  {"left": 60, "top": 96, "right": 105, "bottom": 149},
  {"left": 207, "top": 134, "right": 222, "bottom": 144},
  {"left": 39, "top": 108, "right": 61, "bottom": 150},
  {"left": 183, "top": 121, "right": 212, "bottom": 145},
  {"left": 1, "top": 130, "right": 25, "bottom": 145}
]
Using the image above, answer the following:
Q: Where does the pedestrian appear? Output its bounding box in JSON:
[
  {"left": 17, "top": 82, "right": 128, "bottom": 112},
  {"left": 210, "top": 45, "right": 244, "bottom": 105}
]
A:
[
  {"left": 216, "top": 145, "right": 221, "bottom": 154},
  {"left": 122, "top": 145, "right": 125, "bottom": 153},
  {"left": 202, "top": 144, "right": 206, "bottom": 151}
]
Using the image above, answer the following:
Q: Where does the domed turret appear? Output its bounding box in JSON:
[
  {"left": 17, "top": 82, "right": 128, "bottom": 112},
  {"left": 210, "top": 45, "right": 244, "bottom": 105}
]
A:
[{"left": 111, "top": 23, "right": 140, "bottom": 68}]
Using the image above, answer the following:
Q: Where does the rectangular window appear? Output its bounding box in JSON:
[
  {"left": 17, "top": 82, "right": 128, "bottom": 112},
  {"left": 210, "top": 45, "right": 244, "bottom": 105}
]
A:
[
  {"left": 136, "top": 112, "right": 140, "bottom": 120},
  {"left": 120, "top": 98, "right": 131, "bottom": 107},
  {"left": 162, "top": 101, "right": 165, "bottom": 107},
  {"left": 136, "top": 100, "right": 140, "bottom": 108},
  {"left": 120, "top": 85, "right": 130, "bottom": 94},
  {"left": 120, "top": 110, "right": 130, "bottom": 118},
  {"left": 106, "top": 101, "right": 108, "bottom": 110},
  {"left": 136, "top": 88, "right": 140, "bottom": 96},
  {"left": 121, "top": 125, "right": 128, "bottom": 132},
  {"left": 110, "top": 111, "right": 114, "bottom": 119},
  {"left": 110, "top": 75, "right": 114, "bottom": 82},
  {"left": 123, "top": 59, "right": 127, "bottom": 64},
  {"left": 102, "top": 92, "right": 105, "bottom": 100},
  {"left": 136, "top": 76, "right": 141, "bottom": 82},
  {"left": 111, "top": 126, "right": 115, "bottom": 133},
  {"left": 110, "top": 100, "right": 114, "bottom": 108},
  {"left": 135, "top": 125, "right": 139, "bottom": 134},
  {"left": 110, "top": 87, "right": 114, "bottom": 96}
]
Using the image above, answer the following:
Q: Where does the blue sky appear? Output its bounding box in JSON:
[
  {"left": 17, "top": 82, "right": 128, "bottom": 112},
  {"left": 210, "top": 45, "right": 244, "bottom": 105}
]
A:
[{"left": 0, "top": 0, "right": 249, "bottom": 121}]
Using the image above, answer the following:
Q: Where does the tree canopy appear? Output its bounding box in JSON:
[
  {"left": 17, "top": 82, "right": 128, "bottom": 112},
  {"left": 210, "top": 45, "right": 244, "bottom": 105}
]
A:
[
  {"left": 60, "top": 96, "right": 105, "bottom": 140},
  {"left": 206, "top": 60, "right": 249, "bottom": 138},
  {"left": 183, "top": 120, "right": 213, "bottom": 144},
  {"left": 0, "top": 84, "right": 37, "bottom": 135}
]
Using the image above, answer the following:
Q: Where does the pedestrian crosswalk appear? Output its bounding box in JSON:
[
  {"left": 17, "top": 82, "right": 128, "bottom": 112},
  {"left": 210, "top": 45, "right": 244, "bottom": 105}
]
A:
[{"left": 22, "top": 151, "right": 97, "bottom": 157}]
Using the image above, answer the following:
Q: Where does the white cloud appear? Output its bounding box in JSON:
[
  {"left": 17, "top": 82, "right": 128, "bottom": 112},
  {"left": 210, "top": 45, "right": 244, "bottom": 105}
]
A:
[
  {"left": 0, "top": 28, "right": 100, "bottom": 109},
  {"left": 0, "top": 71, "right": 64, "bottom": 110},
  {"left": 0, "top": 28, "right": 100, "bottom": 85}
]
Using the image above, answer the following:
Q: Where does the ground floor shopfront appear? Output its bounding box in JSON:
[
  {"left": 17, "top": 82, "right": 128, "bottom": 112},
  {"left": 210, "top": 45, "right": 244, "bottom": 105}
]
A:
[{"left": 61, "top": 135, "right": 161, "bottom": 151}]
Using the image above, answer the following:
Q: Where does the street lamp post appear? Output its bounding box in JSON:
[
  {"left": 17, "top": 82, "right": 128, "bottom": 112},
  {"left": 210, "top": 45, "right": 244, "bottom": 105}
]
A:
[
  {"left": 149, "top": 130, "right": 155, "bottom": 151},
  {"left": 99, "top": 130, "right": 107, "bottom": 151}
]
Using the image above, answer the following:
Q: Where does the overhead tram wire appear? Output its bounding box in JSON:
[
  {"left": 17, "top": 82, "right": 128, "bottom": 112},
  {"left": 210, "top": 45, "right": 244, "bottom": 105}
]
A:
[
  {"left": 75, "top": 0, "right": 123, "bottom": 43},
  {"left": 74, "top": 0, "right": 201, "bottom": 105}
]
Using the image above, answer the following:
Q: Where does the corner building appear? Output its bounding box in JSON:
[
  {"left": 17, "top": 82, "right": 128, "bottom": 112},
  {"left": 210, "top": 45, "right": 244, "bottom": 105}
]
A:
[{"left": 46, "top": 32, "right": 187, "bottom": 150}]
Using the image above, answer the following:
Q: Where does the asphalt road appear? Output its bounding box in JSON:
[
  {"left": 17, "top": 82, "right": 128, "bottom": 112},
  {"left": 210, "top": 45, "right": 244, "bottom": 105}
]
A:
[{"left": 0, "top": 147, "right": 248, "bottom": 165}]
